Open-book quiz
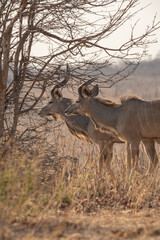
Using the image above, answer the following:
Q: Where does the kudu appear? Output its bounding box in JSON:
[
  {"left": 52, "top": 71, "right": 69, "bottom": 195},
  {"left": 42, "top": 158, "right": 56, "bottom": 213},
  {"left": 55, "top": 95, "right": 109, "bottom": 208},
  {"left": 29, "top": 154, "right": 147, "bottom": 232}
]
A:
[
  {"left": 39, "top": 66, "right": 125, "bottom": 180},
  {"left": 65, "top": 80, "right": 160, "bottom": 179}
]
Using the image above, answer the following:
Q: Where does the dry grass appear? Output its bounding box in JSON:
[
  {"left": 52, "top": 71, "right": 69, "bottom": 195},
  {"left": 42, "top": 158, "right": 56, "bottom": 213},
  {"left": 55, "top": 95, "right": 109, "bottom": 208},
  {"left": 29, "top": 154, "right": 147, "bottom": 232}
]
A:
[{"left": 0, "top": 125, "right": 160, "bottom": 239}]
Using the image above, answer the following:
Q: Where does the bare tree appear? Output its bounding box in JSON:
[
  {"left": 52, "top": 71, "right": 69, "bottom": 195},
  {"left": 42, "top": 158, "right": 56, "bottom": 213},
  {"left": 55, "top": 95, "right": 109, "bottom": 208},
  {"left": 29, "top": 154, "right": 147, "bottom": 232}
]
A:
[{"left": 0, "top": 0, "right": 160, "bottom": 142}]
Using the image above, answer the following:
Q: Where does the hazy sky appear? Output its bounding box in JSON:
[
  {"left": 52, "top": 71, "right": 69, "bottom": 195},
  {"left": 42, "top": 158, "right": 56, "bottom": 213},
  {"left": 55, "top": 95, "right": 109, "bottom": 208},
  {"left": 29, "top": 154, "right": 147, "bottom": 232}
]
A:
[
  {"left": 135, "top": 0, "right": 160, "bottom": 59},
  {"left": 32, "top": 0, "right": 160, "bottom": 60}
]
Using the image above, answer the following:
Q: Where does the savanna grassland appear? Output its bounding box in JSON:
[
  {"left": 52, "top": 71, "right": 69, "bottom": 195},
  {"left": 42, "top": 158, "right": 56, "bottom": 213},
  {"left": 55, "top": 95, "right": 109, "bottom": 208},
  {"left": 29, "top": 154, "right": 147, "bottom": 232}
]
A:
[{"left": 0, "top": 72, "right": 160, "bottom": 240}]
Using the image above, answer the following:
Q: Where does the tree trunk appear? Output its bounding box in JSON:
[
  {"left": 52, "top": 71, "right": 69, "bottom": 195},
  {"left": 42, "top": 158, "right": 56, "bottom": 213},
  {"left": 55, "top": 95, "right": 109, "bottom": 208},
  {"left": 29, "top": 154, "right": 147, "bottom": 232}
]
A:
[
  {"left": 0, "top": 25, "right": 12, "bottom": 142},
  {"left": 0, "top": 71, "right": 6, "bottom": 141}
]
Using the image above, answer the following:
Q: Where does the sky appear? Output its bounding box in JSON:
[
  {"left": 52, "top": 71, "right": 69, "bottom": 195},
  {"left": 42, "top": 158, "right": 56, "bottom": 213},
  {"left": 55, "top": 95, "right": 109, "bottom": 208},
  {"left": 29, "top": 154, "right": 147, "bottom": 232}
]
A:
[
  {"left": 32, "top": 0, "right": 160, "bottom": 60},
  {"left": 135, "top": 0, "right": 160, "bottom": 59},
  {"left": 98, "top": 0, "right": 160, "bottom": 60}
]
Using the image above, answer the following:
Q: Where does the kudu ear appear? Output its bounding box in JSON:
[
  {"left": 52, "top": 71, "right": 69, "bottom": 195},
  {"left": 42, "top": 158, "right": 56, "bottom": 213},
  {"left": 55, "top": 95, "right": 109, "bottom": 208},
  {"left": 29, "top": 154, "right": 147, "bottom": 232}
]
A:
[
  {"left": 53, "top": 89, "right": 62, "bottom": 101},
  {"left": 90, "top": 84, "right": 99, "bottom": 98},
  {"left": 81, "top": 86, "right": 91, "bottom": 98}
]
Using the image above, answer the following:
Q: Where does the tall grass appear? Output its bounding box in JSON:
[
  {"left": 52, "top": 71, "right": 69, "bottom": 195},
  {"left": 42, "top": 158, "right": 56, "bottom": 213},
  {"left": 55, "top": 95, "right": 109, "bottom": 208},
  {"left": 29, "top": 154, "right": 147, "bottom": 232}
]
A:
[{"left": 0, "top": 128, "right": 160, "bottom": 226}]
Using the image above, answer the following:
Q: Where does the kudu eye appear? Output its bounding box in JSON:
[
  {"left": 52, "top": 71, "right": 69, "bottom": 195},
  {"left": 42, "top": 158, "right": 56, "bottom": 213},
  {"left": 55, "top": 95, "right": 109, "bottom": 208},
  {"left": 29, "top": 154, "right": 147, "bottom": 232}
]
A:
[{"left": 76, "top": 99, "right": 80, "bottom": 103}]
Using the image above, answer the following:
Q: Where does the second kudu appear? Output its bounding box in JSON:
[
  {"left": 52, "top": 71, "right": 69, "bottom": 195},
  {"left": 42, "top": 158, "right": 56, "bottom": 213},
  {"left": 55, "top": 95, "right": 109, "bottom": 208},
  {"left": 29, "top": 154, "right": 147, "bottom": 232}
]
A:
[
  {"left": 39, "top": 67, "right": 159, "bottom": 180},
  {"left": 65, "top": 80, "right": 160, "bottom": 179}
]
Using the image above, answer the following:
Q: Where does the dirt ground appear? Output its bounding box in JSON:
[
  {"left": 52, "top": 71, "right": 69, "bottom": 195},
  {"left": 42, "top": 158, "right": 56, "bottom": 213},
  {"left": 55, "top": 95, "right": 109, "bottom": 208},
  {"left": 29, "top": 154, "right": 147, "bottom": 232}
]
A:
[{"left": 1, "top": 208, "right": 160, "bottom": 240}]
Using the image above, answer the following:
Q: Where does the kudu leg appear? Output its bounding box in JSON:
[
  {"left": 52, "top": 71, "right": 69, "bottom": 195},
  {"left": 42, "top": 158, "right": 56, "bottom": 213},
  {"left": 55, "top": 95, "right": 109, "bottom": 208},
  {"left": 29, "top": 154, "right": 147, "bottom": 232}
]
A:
[
  {"left": 129, "top": 141, "right": 142, "bottom": 181},
  {"left": 142, "top": 139, "right": 159, "bottom": 174},
  {"left": 99, "top": 144, "right": 105, "bottom": 175},
  {"left": 99, "top": 143, "right": 115, "bottom": 180},
  {"left": 126, "top": 143, "right": 132, "bottom": 177}
]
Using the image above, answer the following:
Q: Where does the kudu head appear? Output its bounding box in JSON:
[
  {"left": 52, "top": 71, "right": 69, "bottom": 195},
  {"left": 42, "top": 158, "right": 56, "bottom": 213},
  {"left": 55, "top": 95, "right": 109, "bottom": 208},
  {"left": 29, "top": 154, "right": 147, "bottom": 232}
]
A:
[
  {"left": 39, "top": 64, "right": 70, "bottom": 120},
  {"left": 65, "top": 79, "right": 99, "bottom": 116}
]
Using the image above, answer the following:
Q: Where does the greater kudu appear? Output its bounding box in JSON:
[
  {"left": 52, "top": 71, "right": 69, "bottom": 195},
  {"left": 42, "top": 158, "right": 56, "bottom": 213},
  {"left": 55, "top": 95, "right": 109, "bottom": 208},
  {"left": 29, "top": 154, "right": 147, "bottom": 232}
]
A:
[
  {"left": 39, "top": 66, "right": 125, "bottom": 180},
  {"left": 65, "top": 80, "right": 160, "bottom": 179}
]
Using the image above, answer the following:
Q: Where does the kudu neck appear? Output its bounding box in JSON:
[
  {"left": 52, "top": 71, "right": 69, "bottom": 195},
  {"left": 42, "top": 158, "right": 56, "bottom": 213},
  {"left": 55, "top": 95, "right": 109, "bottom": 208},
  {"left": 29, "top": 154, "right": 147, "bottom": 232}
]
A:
[{"left": 87, "top": 98, "right": 120, "bottom": 132}]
